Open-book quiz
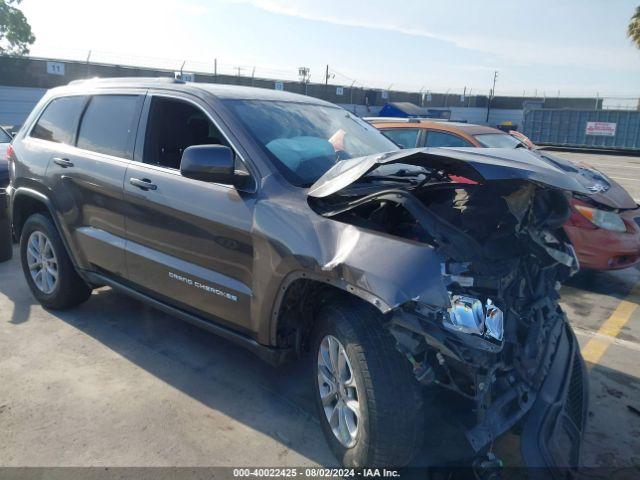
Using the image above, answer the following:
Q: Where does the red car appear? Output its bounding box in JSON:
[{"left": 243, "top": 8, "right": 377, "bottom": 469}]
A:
[{"left": 369, "top": 118, "right": 640, "bottom": 270}]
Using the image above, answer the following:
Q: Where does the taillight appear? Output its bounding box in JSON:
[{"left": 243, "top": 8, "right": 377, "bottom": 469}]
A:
[{"left": 6, "top": 144, "right": 14, "bottom": 161}]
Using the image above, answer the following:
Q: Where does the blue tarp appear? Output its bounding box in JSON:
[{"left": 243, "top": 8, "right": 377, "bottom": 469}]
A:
[{"left": 378, "top": 102, "right": 451, "bottom": 119}]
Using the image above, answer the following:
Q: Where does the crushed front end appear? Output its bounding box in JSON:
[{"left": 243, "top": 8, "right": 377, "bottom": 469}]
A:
[{"left": 308, "top": 148, "right": 590, "bottom": 474}]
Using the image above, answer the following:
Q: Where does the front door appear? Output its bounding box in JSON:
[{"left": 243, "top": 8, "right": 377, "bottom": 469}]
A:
[{"left": 123, "top": 94, "right": 255, "bottom": 332}]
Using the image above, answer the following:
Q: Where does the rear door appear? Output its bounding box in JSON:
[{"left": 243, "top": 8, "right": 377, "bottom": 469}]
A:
[
  {"left": 33, "top": 92, "right": 145, "bottom": 276},
  {"left": 123, "top": 92, "right": 256, "bottom": 333}
]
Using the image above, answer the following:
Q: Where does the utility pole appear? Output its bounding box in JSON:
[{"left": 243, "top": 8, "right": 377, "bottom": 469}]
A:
[
  {"left": 214, "top": 58, "right": 217, "bottom": 82},
  {"left": 325, "top": 64, "right": 329, "bottom": 98},
  {"left": 350, "top": 80, "right": 357, "bottom": 112},
  {"left": 86, "top": 50, "right": 92, "bottom": 77},
  {"left": 485, "top": 70, "right": 498, "bottom": 124}
]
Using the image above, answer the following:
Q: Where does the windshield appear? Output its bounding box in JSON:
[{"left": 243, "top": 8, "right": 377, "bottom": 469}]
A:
[
  {"left": 223, "top": 100, "right": 398, "bottom": 187},
  {"left": 474, "top": 133, "right": 522, "bottom": 148}
]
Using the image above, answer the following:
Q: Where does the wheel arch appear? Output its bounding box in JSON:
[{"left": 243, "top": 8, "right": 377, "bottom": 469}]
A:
[
  {"left": 11, "top": 188, "right": 54, "bottom": 239},
  {"left": 269, "top": 270, "right": 391, "bottom": 351},
  {"left": 11, "top": 187, "right": 86, "bottom": 271}
]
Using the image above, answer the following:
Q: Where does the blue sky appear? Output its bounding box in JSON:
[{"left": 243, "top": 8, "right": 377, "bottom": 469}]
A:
[{"left": 20, "top": 0, "right": 640, "bottom": 96}]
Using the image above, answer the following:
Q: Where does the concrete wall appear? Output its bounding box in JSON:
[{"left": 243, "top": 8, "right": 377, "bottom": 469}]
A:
[
  {"left": 1, "top": 55, "right": 602, "bottom": 110},
  {"left": 447, "top": 107, "right": 524, "bottom": 128},
  {"left": 0, "top": 86, "right": 47, "bottom": 128}
]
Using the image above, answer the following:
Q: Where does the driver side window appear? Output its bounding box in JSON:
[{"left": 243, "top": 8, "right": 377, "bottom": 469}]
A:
[{"left": 143, "top": 97, "right": 229, "bottom": 170}]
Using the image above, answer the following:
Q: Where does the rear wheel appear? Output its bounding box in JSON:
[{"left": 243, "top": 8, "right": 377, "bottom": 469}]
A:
[
  {"left": 20, "top": 213, "right": 91, "bottom": 309},
  {"left": 312, "top": 299, "right": 425, "bottom": 467}
]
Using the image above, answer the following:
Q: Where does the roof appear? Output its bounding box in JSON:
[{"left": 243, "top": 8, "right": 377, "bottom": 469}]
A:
[
  {"left": 62, "top": 77, "right": 334, "bottom": 105},
  {"left": 370, "top": 118, "right": 504, "bottom": 136}
]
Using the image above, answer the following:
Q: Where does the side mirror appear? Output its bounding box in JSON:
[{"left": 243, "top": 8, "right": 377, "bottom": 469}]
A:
[{"left": 180, "top": 145, "right": 235, "bottom": 184}]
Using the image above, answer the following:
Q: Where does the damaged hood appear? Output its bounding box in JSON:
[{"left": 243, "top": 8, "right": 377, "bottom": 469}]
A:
[
  {"left": 535, "top": 151, "right": 637, "bottom": 209},
  {"left": 308, "top": 147, "right": 591, "bottom": 198}
]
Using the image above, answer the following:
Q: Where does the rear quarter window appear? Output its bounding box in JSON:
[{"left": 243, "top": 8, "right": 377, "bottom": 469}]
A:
[
  {"left": 381, "top": 128, "right": 420, "bottom": 148},
  {"left": 31, "top": 96, "right": 87, "bottom": 144},
  {"left": 77, "top": 95, "right": 142, "bottom": 159}
]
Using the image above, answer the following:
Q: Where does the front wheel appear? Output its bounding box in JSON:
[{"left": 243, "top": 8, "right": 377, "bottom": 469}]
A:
[{"left": 312, "top": 300, "right": 425, "bottom": 467}]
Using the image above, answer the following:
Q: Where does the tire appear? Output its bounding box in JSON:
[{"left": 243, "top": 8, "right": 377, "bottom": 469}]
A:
[
  {"left": 312, "top": 299, "right": 425, "bottom": 467},
  {"left": 19, "top": 213, "right": 92, "bottom": 309}
]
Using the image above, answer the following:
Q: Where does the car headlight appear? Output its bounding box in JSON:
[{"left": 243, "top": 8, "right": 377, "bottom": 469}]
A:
[
  {"left": 574, "top": 205, "right": 626, "bottom": 232},
  {"left": 443, "top": 295, "right": 504, "bottom": 342}
]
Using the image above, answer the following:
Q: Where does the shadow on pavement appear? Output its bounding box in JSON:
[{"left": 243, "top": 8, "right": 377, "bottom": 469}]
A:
[
  {"left": 565, "top": 266, "right": 640, "bottom": 301},
  {"left": 581, "top": 362, "right": 640, "bottom": 470},
  {"left": 55, "top": 286, "right": 337, "bottom": 466}
]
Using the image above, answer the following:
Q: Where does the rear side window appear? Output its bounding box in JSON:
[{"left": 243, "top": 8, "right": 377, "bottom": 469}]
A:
[
  {"left": 31, "top": 96, "right": 86, "bottom": 144},
  {"left": 381, "top": 128, "right": 420, "bottom": 148},
  {"left": 77, "top": 95, "right": 142, "bottom": 159},
  {"left": 425, "top": 131, "right": 473, "bottom": 148},
  {"left": 474, "top": 133, "right": 522, "bottom": 148}
]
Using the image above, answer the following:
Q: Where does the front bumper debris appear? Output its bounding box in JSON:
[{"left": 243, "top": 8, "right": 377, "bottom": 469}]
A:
[{"left": 521, "top": 324, "right": 588, "bottom": 477}]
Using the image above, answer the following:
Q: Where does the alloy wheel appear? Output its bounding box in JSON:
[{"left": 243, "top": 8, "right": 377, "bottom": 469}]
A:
[
  {"left": 26, "top": 231, "right": 59, "bottom": 294},
  {"left": 317, "top": 335, "right": 361, "bottom": 448}
]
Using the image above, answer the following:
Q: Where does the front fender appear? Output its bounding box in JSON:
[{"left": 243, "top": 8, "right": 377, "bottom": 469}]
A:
[{"left": 250, "top": 193, "right": 450, "bottom": 344}]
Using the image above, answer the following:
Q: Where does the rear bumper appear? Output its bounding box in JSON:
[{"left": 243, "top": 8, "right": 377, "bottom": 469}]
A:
[{"left": 520, "top": 325, "right": 588, "bottom": 477}]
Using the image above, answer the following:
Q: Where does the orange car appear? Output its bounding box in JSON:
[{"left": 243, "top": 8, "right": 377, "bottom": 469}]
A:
[
  {"left": 369, "top": 118, "right": 640, "bottom": 271},
  {"left": 367, "top": 118, "right": 528, "bottom": 149}
]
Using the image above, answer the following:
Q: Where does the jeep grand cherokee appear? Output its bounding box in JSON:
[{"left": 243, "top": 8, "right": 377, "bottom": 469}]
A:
[{"left": 6, "top": 78, "right": 588, "bottom": 472}]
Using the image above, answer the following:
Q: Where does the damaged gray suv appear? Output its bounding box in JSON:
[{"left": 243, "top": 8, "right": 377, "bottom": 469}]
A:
[{"left": 7, "top": 78, "right": 588, "bottom": 472}]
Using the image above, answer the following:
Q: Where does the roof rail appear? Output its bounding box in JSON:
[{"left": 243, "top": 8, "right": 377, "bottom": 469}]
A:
[{"left": 68, "top": 76, "right": 184, "bottom": 86}]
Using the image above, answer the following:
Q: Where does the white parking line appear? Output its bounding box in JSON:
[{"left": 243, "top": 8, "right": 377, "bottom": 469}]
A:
[
  {"left": 610, "top": 176, "right": 640, "bottom": 182},
  {"left": 590, "top": 164, "right": 640, "bottom": 170}
]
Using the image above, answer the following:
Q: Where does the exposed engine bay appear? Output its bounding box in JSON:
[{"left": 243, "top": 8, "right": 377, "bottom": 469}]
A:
[{"left": 309, "top": 159, "right": 581, "bottom": 453}]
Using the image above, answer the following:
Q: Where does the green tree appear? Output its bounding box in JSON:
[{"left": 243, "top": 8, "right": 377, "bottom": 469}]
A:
[
  {"left": 629, "top": 5, "right": 640, "bottom": 49},
  {"left": 0, "top": 0, "right": 35, "bottom": 55}
]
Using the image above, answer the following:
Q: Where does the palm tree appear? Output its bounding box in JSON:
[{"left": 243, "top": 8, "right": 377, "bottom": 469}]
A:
[{"left": 629, "top": 6, "right": 640, "bottom": 49}]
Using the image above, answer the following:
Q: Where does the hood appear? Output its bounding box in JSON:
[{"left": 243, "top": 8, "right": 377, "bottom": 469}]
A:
[
  {"left": 535, "top": 151, "right": 637, "bottom": 209},
  {"left": 309, "top": 147, "right": 591, "bottom": 198}
]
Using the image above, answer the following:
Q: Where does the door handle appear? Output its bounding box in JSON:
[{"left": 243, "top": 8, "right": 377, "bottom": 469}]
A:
[
  {"left": 53, "top": 157, "right": 74, "bottom": 168},
  {"left": 129, "top": 177, "right": 158, "bottom": 191}
]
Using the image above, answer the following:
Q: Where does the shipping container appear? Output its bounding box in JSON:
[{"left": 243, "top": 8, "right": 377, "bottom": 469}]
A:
[{"left": 523, "top": 109, "right": 640, "bottom": 151}]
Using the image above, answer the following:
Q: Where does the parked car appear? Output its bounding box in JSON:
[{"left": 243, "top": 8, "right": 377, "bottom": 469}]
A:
[
  {"left": 8, "top": 78, "right": 588, "bottom": 471},
  {"left": 371, "top": 118, "right": 640, "bottom": 270},
  {"left": 509, "top": 129, "right": 536, "bottom": 149},
  {"left": 0, "top": 126, "right": 12, "bottom": 187},
  {"left": 367, "top": 118, "right": 526, "bottom": 149}
]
